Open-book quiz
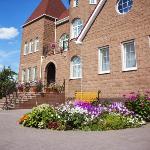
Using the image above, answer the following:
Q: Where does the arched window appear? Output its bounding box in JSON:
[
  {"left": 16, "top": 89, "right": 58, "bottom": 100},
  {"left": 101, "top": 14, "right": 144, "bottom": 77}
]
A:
[
  {"left": 116, "top": 0, "right": 133, "bottom": 14},
  {"left": 59, "top": 34, "right": 69, "bottom": 51},
  {"left": 72, "top": 18, "right": 83, "bottom": 39},
  {"left": 70, "top": 56, "right": 82, "bottom": 79}
]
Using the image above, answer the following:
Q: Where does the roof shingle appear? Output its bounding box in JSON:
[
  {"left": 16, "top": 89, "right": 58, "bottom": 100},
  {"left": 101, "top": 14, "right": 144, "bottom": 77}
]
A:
[{"left": 25, "top": 0, "right": 67, "bottom": 25}]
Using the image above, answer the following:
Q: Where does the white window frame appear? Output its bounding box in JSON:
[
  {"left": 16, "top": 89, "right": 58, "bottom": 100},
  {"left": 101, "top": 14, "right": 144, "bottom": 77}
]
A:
[
  {"left": 70, "top": 56, "right": 82, "bottom": 79},
  {"left": 89, "top": 0, "right": 97, "bottom": 4},
  {"left": 27, "top": 68, "right": 32, "bottom": 82},
  {"left": 73, "top": 0, "right": 78, "bottom": 7},
  {"left": 22, "top": 69, "right": 26, "bottom": 82},
  {"left": 71, "top": 19, "right": 83, "bottom": 39},
  {"left": 122, "top": 40, "right": 137, "bottom": 71},
  {"left": 32, "top": 66, "right": 37, "bottom": 81},
  {"left": 29, "top": 40, "right": 34, "bottom": 53},
  {"left": 98, "top": 46, "right": 110, "bottom": 74},
  {"left": 59, "top": 34, "right": 69, "bottom": 51},
  {"left": 34, "top": 38, "right": 39, "bottom": 52},
  {"left": 148, "top": 35, "right": 150, "bottom": 48},
  {"left": 24, "top": 42, "right": 28, "bottom": 55}
]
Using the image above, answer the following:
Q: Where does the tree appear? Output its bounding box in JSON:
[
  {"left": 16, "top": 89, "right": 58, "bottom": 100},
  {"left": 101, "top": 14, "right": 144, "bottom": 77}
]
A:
[{"left": 0, "top": 67, "right": 17, "bottom": 99}]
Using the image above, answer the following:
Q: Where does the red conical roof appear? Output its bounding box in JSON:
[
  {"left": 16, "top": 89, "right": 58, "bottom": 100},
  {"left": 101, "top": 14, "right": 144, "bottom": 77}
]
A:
[{"left": 25, "top": 0, "right": 67, "bottom": 24}]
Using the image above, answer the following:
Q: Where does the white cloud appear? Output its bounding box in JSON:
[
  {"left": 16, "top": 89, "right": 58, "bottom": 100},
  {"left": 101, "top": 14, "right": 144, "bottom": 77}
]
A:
[
  {"left": 0, "top": 50, "right": 18, "bottom": 58},
  {"left": 0, "top": 27, "right": 19, "bottom": 40}
]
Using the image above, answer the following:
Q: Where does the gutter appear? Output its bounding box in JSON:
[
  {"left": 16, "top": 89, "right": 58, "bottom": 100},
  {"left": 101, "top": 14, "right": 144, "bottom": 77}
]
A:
[
  {"left": 22, "top": 14, "right": 58, "bottom": 28},
  {"left": 56, "top": 16, "right": 69, "bottom": 25},
  {"left": 76, "top": 0, "right": 107, "bottom": 44}
]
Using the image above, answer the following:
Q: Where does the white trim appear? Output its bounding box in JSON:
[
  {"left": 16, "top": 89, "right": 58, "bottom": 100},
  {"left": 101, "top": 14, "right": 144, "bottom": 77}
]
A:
[
  {"left": 73, "top": 0, "right": 79, "bottom": 7},
  {"left": 89, "top": 0, "right": 97, "bottom": 5},
  {"left": 56, "top": 16, "right": 69, "bottom": 25},
  {"left": 24, "top": 42, "right": 28, "bottom": 55},
  {"left": 148, "top": 35, "right": 150, "bottom": 48},
  {"left": 34, "top": 38, "right": 39, "bottom": 52},
  {"left": 22, "top": 69, "right": 26, "bottom": 82},
  {"left": 69, "top": 77, "right": 82, "bottom": 80},
  {"left": 70, "top": 56, "right": 82, "bottom": 79},
  {"left": 121, "top": 40, "right": 137, "bottom": 72},
  {"left": 98, "top": 46, "right": 110, "bottom": 74},
  {"left": 22, "top": 14, "right": 57, "bottom": 27},
  {"left": 76, "top": 0, "right": 107, "bottom": 43},
  {"left": 32, "top": 66, "right": 37, "bottom": 81},
  {"left": 71, "top": 18, "right": 83, "bottom": 39}
]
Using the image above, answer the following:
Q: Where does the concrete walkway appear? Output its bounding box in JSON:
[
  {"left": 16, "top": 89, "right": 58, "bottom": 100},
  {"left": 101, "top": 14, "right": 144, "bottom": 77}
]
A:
[{"left": 0, "top": 109, "right": 150, "bottom": 150}]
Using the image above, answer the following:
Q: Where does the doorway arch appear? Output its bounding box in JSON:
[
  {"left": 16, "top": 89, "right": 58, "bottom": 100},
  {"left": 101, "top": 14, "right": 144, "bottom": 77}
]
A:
[{"left": 46, "top": 62, "right": 56, "bottom": 85}]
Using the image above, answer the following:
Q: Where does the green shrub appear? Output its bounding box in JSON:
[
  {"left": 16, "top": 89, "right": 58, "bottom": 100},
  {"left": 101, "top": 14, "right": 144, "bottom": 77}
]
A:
[
  {"left": 82, "top": 113, "right": 144, "bottom": 131},
  {"left": 21, "top": 104, "right": 59, "bottom": 129},
  {"left": 124, "top": 92, "right": 150, "bottom": 122}
]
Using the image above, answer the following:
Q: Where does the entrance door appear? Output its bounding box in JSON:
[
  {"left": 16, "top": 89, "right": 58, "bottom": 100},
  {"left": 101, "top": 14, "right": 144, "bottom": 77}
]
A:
[{"left": 46, "top": 62, "right": 56, "bottom": 84}]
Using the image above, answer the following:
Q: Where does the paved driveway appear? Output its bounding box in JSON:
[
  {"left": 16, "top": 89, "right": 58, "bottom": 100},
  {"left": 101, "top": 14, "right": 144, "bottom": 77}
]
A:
[{"left": 0, "top": 109, "right": 150, "bottom": 150}]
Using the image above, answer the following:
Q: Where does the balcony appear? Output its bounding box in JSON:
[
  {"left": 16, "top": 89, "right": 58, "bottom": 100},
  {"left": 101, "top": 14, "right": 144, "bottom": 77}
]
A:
[{"left": 43, "top": 43, "right": 64, "bottom": 57}]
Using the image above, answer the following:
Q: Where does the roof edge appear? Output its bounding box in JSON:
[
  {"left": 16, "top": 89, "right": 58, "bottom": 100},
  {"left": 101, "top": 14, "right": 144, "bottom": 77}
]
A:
[
  {"left": 22, "top": 14, "right": 57, "bottom": 28},
  {"left": 56, "top": 16, "right": 69, "bottom": 25},
  {"left": 76, "top": 0, "right": 107, "bottom": 43}
]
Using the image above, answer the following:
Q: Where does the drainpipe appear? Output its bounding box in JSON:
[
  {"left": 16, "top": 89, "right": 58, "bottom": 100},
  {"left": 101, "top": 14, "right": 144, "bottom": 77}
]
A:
[
  {"left": 55, "top": 18, "right": 57, "bottom": 43},
  {"left": 40, "top": 56, "right": 44, "bottom": 80},
  {"left": 54, "top": 18, "right": 57, "bottom": 54}
]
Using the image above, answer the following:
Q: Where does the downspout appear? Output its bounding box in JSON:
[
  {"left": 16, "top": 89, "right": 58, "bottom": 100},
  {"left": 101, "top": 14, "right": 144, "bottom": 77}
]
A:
[
  {"left": 54, "top": 18, "right": 57, "bottom": 54},
  {"left": 40, "top": 56, "right": 44, "bottom": 80},
  {"left": 55, "top": 18, "right": 57, "bottom": 43}
]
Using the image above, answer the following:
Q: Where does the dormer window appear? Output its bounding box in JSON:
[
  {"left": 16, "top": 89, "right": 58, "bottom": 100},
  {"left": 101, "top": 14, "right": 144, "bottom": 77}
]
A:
[
  {"left": 73, "top": 0, "right": 78, "bottom": 7},
  {"left": 71, "top": 18, "right": 83, "bottom": 39},
  {"left": 59, "top": 34, "right": 69, "bottom": 51},
  {"left": 89, "top": 0, "right": 97, "bottom": 4}
]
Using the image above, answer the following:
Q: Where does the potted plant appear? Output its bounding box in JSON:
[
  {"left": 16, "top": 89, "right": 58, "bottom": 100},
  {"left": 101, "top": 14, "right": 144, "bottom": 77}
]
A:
[
  {"left": 17, "top": 83, "right": 24, "bottom": 92},
  {"left": 35, "top": 80, "right": 43, "bottom": 93},
  {"left": 24, "top": 82, "right": 31, "bottom": 92}
]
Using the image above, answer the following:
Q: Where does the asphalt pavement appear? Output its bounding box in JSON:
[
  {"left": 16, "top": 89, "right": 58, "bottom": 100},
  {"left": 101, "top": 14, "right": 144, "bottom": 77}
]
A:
[{"left": 0, "top": 109, "right": 150, "bottom": 150}]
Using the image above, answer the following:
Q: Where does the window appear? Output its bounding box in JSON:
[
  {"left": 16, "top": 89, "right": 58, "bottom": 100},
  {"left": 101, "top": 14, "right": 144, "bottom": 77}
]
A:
[
  {"left": 27, "top": 68, "right": 32, "bottom": 82},
  {"left": 89, "top": 0, "right": 97, "bottom": 4},
  {"left": 70, "top": 56, "right": 82, "bottom": 79},
  {"left": 72, "top": 19, "right": 83, "bottom": 39},
  {"left": 34, "top": 38, "right": 39, "bottom": 52},
  {"left": 24, "top": 42, "right": 28, "bottom": 55},
  {"left": 148, "top": 35, "right": 150, "bottom": 48},
  {"left": 59, "top": 34, "right": 69, "bottom": 51},
  {"left": 73, "top": 0, "right": 78, "bottom": 7},
  {"left": 29, "top": 40, "right": 34, "bottom": 53},
  {"left": 122, "top": 40, "right": 137, "bottom": 71},
  {"left": 116, "top": 0, "right": 133, "bottom": 14},
  {"left": 99, "top": 46, "right": 110, "bottom": 74},
  {"left": 22, "top": 69, "right": 26, "bottom": 82},
  {"left": 32, "top": 67, "right": 37, "bottom": 81}
]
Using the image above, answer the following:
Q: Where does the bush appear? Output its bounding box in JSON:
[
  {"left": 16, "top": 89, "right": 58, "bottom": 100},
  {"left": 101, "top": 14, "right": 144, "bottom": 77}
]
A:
[
  {"left": 124, "top": 91, "right": 150, "bottom": 122},
  {"left": 19, "top": 100, "right": 146, "bottom": 131},
  {"left": 82, "top": 113, "right": 144, "bottom": 131},
  {"left": 19, "top": 104, "right": 59, "bottom": 129},
  {"left": 35, "top": 80, "right": 43, "bottom": 92}
]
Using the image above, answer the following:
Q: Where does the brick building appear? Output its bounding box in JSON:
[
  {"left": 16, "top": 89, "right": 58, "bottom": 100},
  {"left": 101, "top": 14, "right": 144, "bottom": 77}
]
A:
[{"left": 19, "top": 0, "right": 150, "bottom": 99}]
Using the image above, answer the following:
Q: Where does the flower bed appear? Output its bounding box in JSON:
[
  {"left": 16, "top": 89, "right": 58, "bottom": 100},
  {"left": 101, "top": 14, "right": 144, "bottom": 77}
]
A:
[{"left": 19, "top": 98, "right": 147, "bottom": 131}]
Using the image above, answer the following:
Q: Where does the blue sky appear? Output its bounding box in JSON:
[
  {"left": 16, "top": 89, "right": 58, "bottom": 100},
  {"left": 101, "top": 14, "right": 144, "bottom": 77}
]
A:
[{"left": 0, "top": 0, "right": 69, "bottom": 72}]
